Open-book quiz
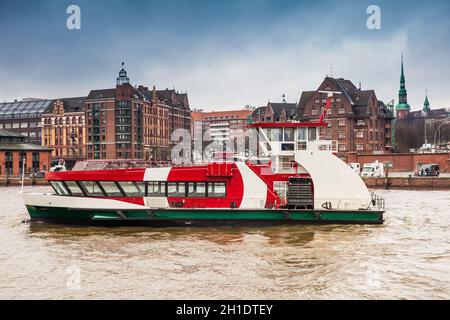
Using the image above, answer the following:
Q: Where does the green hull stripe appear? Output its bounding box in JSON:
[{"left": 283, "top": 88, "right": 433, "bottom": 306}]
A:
[{"left": 26, "top": 206, "right": 383, "bottom": 223}]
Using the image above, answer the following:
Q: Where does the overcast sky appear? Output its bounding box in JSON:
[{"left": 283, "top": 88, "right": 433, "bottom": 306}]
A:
[{"left": 0, "top": 0, "right": 449, "bottom": 111}]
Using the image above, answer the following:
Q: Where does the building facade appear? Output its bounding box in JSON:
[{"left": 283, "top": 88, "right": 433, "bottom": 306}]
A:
[
  {"left": 191, "top": 109, "right": 252, "bottom": 143},
  {"left": 298, "top": 77, "right": 394, "bottom": 158},
  {"left": 251, "top": 101, "right": 298, "bottom": 124},
  {"left": 0, "top": 99, "right": 53, "bottom": 145},
  {"left": 0, "top": 129, "right": 52, "bottom": 177},
  {"left": 41, "top": 97, "right": 86, "bottom": 166},
  {"left": 85, "top": 65, "right": 187, "bottom": 160}
]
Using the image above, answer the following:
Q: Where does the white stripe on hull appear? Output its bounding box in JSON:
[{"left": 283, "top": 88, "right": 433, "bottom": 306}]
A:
[
  {"left": 22, "top": 193, "right": 147, "bottom": 210},
  {"left": 235, "top": 162, "right": 268, "bottom": 209},
  {"left": 144, "top": 168, "right": 171, "bottom": 181}
]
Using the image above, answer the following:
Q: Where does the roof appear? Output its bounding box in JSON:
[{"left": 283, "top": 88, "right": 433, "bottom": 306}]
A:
[
  {"left": 46, "top": 97, "right": 86, "bottom": 114},
  {"left": 0, "top": 129, "right": 25, "bottom": 138},
  {"left": 156, "top": 89, "right": 190, "bottom": 109},
  {"left": 86, "top": 89, "right": 116, "bottom": 100},
  {"left": 298, "top": 91, "right": 315, "bottom": 108},
  {"left": 193, "top": 110, "right": 252, "bottom": 121},
  {"left": 252, "top": 102, "right": 298, "bottom": 120},
  {"left": 0, "top": 99, "right": 53, "bottom": 119},
  {"left": 297, "top": 77, "right": 395, "bottom": 120},
  {"left": 428, "top": 108, "right": 449, "bottom": 118},
  {"left": 0, "top": 143, "right": 53, "bottom": 151},
  {"left": 407, "top": 108, "right": 448, "bottom": 119}
]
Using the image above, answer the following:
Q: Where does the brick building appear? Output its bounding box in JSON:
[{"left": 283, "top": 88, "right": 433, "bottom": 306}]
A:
[
  {"left": 298, "top": 77, "right": 394, "bottom": 158},
  {"left": 0, "top": 99, "right": 53, "bottom": 145},
  {"left": 0, "top": 129, "right": 52, "bottom": 177},
  {"left": 85, "top": 64, "right": 189, "bottom": 160},
  {"left": 41, "top": 97, "right": 86, "bottom": 166},
  {"left": 251, "top": 101, "right": 298, "bottom": 123},
  {"left": 191, "top": 109, "right": 252, "bottom": 143}
]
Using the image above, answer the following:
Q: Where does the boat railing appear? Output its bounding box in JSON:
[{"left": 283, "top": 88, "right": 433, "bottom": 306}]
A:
[{"left": 371, "top": 192, "right": 385, "bottom": 211}]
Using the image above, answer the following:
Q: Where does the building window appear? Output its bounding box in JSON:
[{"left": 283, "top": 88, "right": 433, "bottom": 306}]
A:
[
  {"left": 32, "top": 152, "right": 40, "bottom": 173},
  {"left": 338, "top": 132, "right": 346, "bottom": 139},
  {"left": 311, "top": 109, "right": 319, "bottom": 116},
  {"left": 357, "top": 120, "right": 365, "bottom": 126},
  {"left": 338, "top": 144, "right": 347, "bottom": 152},
  {"left": 336, "top": 98, "right": 341, "bottom": 102},
  {"left": 338, "top": 120, "right": 346, "bottom": 127},
  {"left": 357, "top": 144, "right": 364, "bottom": 151},
  {"left": 356, "top": 131, "right": 364, "bottom": 139},
  {"left": 314, "top": 99, "right": 320, "bottom": 103},
  {"left": 325, "top": 131, "right": 332, "bottom": 139},
  {"left": 338, "top": 107, "right": 345, "bottom": 115}
]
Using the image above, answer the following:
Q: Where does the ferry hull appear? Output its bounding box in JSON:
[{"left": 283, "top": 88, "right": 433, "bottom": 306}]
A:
[{"left": 25, "top": 206, "right": 384, "bottom": 226}]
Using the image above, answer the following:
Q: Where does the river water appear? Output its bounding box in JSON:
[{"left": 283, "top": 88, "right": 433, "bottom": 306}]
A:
[{"left": 0, "top": 186, "right": 449, "bottom": 299}]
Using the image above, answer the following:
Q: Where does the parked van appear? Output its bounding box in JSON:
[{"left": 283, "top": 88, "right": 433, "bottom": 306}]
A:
[
  {"left": 361, "top": 161, "right": 384, "bottom": 178},
  {"left": 418, "top": 164, "right": 440, "bottom": 177}
]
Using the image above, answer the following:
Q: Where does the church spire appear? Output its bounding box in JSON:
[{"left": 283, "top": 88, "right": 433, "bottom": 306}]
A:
[
  {"left": 396, "top": 54, "right": 410, "bottom": 112},
  {"left": 423, "top": 90, "right": 430, "bottom": 112}
]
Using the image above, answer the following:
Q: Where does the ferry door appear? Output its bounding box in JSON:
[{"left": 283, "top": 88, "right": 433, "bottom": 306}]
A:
[{"left": 273, "top": 181, "right": 288, "bottom": 207}]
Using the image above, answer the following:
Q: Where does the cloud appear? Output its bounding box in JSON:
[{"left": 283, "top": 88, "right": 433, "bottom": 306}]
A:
[{"left": 140, "top": 27, "right": 410, "bottom": 110}]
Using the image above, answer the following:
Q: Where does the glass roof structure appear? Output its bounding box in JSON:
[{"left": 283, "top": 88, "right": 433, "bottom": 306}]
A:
[{"left": 0, "top": 100, "right": 53, "bottom": 120}]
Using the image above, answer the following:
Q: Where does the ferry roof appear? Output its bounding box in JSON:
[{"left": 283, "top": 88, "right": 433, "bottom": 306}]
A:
[{"left": 248, "top": 121, "right": 328, "bottom": 128}]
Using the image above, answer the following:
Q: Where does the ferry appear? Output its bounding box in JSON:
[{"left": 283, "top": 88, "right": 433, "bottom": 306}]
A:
[{"left": 22, "top": 93, "right": 385, "bottom": 226}]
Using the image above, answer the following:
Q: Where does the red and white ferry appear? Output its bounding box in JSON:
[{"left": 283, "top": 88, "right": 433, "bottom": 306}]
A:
[{"left": 22, "top": 94, "right": 385, "bottom": 226}]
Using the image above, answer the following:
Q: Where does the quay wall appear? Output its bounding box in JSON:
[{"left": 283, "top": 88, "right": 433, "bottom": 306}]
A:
[
  {"left": 364, "top": 177, "right": 450, "bottom": 190},
  {"left": 346, "top": 152, "right": 450, "bottom": 173}
]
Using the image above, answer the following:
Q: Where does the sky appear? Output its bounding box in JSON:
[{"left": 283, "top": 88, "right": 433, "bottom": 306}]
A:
[{"left": 0, "top": 0, "right": 449, "bottom": 111}]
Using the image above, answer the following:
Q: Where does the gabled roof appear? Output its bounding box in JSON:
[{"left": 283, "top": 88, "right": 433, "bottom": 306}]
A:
[
  {"left": 252, "top": 102, "right": 297, "bottom": 120},
  {"left": 269, "top": 103, "right": 298, "bottom": 118},
  {"left": 45, "top": 97, "right": 86, "bottom": 114}
]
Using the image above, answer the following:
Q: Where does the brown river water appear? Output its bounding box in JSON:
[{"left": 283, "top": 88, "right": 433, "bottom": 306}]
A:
[{"left": 0, "top": 186, "right": 449, "bottom": 299}]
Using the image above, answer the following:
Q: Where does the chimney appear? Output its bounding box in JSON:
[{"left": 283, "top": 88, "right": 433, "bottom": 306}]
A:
[{"left": 359, "top": 82, "right": 361, "bottom": 90}]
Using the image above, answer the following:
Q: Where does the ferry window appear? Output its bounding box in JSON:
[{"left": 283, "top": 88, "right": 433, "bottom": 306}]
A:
[
  {"left": 65, "top": 181, "right": 85, "bottom": 196},
  {"left": 188, "top": 182, "right": 206, "bottom": 197},
  {"left": 297, "top": 141, "right": 307, "bottom": 150},
  {"left": 281, "top": 143, "right": 295, "bottom": 151},
  {"left": 265, "top": 128, "right": 281, "bottom": 141},
  {"left": 100, "top": 181, "right": 124, "bottom": 197},
  {"left": 308, "top": 128, "right": 317, "bottom": 141},
  {"left": 208, "top": 182, "right": 226, "bottom": 197},
  {"left": 167, "top": 182, "right": 186, "bottom": 197},
  {"left": 118, "top": 181, "right": 144, "bottom": 197},
  {"left": 148, "top": 181, "right": 166, "bottom": 197},
  {"left": 297, "top": 128, "right": 307, "bottom": 141},
  {"left": 50, "top": 181, "right": 70, "bottom": 196},
  {"left": 283, "top": 128, "right": 294, "bottom": 142},
  {"left": 80, "top": 181, "right": 105, "bottom": 197}
]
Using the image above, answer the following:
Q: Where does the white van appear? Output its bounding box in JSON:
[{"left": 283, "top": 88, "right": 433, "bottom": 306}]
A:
[{"left": 361, "top": 161, "right": 384, "bottom": 178}]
